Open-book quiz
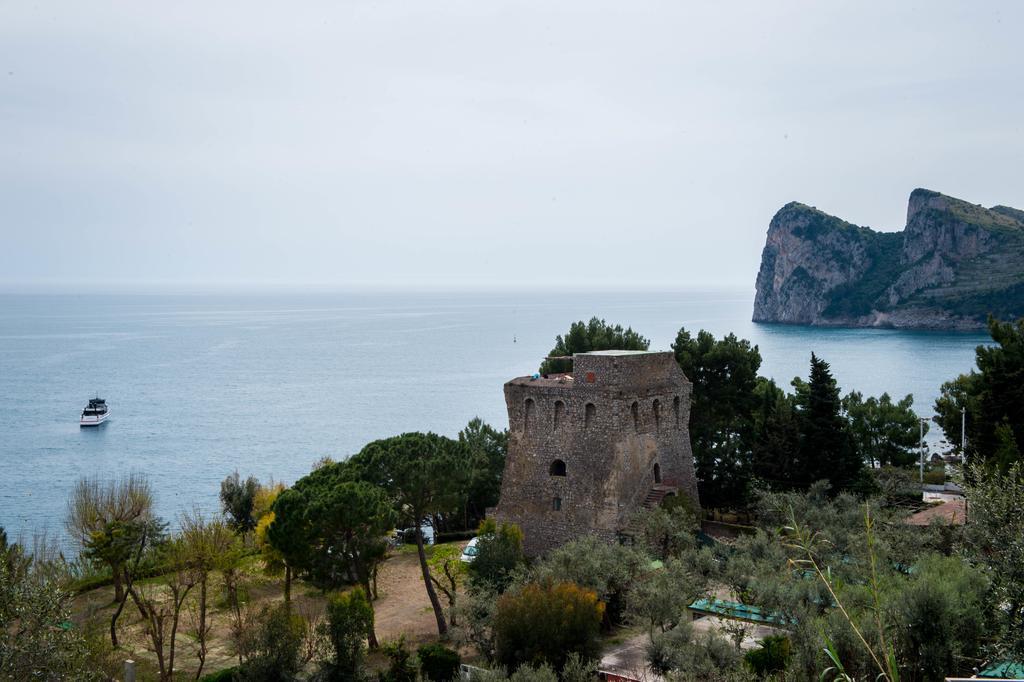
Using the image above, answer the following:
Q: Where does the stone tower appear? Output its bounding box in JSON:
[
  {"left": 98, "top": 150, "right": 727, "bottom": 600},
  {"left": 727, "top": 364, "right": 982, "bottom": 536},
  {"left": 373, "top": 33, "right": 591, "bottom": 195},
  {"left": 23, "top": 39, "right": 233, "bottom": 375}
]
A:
[{"left": 491, "top": 350, "right": 700, "bottom": 556}]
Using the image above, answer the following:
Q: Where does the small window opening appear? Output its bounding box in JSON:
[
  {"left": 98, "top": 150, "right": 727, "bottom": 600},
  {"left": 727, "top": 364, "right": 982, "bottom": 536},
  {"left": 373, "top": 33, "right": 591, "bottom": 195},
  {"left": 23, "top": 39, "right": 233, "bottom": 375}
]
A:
[
  {"left": 553, "top": 400, "right": 565, "bottom": 430},
  {"left": 584, "top": 402, "right": 596, "bottom": 429},
  {"left": 631, "top": 401, "right": 640, "bottom": 433},
  {"left": 673, "top": 396, "right": 681, "bottom": 427},
  {"left": 552, "top": 496, "right": 562, "bottom": 511},
  {"left": 653, "top": 462, "right": 662, "bottom": 484},
  {"left": 653, "top": 399, "right": 661, "bottom": 432},
  {"left": 549, "top": 459, "right": 567, "bottom": 477}
]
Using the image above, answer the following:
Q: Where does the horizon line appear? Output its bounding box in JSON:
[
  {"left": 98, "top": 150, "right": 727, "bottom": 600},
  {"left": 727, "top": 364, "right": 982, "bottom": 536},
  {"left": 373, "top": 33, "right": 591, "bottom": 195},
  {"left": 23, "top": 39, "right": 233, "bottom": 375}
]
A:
[{"left": 0, "top": 281, "right": 756, "bottom": 296}]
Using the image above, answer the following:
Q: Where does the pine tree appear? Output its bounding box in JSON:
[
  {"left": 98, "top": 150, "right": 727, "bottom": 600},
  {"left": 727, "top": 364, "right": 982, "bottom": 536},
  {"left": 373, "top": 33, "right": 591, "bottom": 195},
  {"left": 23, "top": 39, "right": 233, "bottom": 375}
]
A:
[
  {"left": 673, "top": 328, "right": 762, "bottom": 509},
  {"left": 794, "top": 354, "right": 862, "bottom": 492},
  {"left": 751, "top": 379, "right": 801, "bottom": 490},
  {"left": 934, "top": 317, "right": 1024, "bottom": 470}
]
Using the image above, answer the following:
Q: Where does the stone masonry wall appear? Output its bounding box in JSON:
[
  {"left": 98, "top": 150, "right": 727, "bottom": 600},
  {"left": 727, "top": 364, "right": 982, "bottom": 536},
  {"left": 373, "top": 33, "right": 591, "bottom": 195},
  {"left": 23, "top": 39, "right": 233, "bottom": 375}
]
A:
[{"left": 491, "top": 351, "right": 700, "bottom": 556}]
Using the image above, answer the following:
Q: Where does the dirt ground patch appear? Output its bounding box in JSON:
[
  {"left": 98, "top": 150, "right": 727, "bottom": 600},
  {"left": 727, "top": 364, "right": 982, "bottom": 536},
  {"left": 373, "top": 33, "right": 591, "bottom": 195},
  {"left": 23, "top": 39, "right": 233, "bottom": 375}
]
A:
[
  {"left": 71, "top": 545, "right": 457, "bottom": 680},
  {"left": 372, "top": 549, "right": 443, "bottom": 645}
]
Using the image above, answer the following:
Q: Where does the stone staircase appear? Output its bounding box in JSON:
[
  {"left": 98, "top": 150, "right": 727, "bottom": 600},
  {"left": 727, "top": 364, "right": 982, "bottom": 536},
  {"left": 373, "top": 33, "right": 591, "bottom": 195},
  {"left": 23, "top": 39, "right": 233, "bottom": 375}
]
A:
[
  {"left": 639, "top": 485, "right": 676, "bottom": 510},
  {"left": 621, "top": 485, "right": 678, "bottom": 539}
]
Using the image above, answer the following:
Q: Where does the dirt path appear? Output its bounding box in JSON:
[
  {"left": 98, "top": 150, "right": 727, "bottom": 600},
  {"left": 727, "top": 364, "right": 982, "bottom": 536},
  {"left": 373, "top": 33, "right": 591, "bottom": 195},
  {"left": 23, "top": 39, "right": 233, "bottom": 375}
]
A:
[{"left": 372, "top": 549, "right": 445, "bottom": 645}]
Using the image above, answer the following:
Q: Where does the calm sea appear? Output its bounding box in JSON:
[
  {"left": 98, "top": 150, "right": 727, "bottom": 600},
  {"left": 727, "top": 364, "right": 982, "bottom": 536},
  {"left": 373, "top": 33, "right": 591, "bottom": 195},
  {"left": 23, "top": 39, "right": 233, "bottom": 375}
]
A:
[{"left": 0, "top": 290, "right": 988, "bottom": 548}]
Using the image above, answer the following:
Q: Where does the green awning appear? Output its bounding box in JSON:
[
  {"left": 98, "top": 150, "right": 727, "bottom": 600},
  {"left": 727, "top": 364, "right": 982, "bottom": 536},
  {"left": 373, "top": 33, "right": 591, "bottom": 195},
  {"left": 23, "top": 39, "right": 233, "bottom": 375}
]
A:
[
  {"left": 978, "top": 661, "right": 1024, "bottom": 679},
  {"left": 688, "top": 598, "right": 796, "bottom": 626}
]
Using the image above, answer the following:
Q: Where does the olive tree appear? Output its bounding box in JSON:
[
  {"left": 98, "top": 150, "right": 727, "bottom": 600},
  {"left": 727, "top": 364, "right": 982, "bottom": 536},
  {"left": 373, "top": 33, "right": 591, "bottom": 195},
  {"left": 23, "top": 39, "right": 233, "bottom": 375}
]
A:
[
  {"left": 127, "top": 535, "right": 199, "bottom": 682},
  {"left": 960, "top": 460, "right": 1024, "bottom": 658},
  {"left": 220, "top": 470, "right": 260, "bottom": 534},
  {"left": 0, "top": 534, "right": 103, "bottom": 680},
  {"left": 65, "top": 472, "right": 154, "bottom": 604},
  {"left": 180, "top": 511, "right": 239, "bottom": 679}
]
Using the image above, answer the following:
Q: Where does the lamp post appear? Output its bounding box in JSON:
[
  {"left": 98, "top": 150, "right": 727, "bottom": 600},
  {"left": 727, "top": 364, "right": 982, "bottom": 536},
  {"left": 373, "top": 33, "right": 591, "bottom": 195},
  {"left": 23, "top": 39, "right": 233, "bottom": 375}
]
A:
[
  {"left": 961, "top": 407, "right": 967, "bottom": 462},
  {"left": 919, "top": 417, "right": 928, "bottom": 484}
]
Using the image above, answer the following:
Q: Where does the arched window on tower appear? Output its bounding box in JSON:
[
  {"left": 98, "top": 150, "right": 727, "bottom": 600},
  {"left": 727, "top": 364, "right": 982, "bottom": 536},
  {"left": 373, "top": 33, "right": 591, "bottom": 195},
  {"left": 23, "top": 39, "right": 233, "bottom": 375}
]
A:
[
  {"left": 673, "top": 396, "right": 681, "bottom": 428},
  {"left": 549, "top": 459, "right": 567, "bottom": 476},
  {"left": 585, "top": 403, "right": 596, "bottom": 430},
  {"left": 631, "top": 401, "right": 640, "bottom": 433},
  {"left": 553, "top": 400, "right": 565, "bottom": 430},
  {"left": 524, "top": 398, "right": 535, "bottom": 432},
  {"left": 653, "top": 399, "right": 661, "bottom": 432},
  {"left": 653, "top": 462, "right": 662, "bottom": 484}
]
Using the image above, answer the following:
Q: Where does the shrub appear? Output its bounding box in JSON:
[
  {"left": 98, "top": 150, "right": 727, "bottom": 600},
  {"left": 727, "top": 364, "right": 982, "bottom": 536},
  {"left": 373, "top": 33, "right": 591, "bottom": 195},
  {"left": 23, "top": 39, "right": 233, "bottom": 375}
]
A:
[
  {"left": 508, "top": 664, "right": 558, "bottom": 682},
  {"left": 468, "top": 520, "right": 524, "bottom": 592},
  {"left": 0, "top": 541, "right": 103, "bottom": 681},
  {"left": 648, "top": 623, "right": 693, "bottom": 674},
  {"left": 492, "top": 581, "right": 604, "bottom": 672},
  {"left": 198, "top": 667, "right": 238, "bottom": 682},
  {"left": 744, "top": 635, "right": 791, "bottom": 676},
  {"left": 324, "top": 589, "right": 374, "bottom": 678},
  {"left": 450, "top": 582, "right": 499, "bottom": 663},
  {"left": 417, "top": 642, "right": 461, "bottom": 681},
  {"left": 560, "top": 653, "right": 598, "bottom": 682},
  {"left": 532, "top": 536, "right": 647, "bottom": 627},
  {"left": 647, "top": 623, "right": 744, "bottom": 679},
  {"left": 236, "top": 604, "right": 307, "bottom": 681},
  {"left": 890, "top": 554, "right": 990, "bottom": 680},
  {"left": 379, "top": 638, "right": 417, "bottom": 682}
]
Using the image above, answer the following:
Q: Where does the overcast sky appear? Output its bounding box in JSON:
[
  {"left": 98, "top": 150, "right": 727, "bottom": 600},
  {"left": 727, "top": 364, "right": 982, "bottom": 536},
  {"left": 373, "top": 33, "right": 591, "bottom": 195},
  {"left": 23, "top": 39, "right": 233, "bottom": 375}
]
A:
[{"left": 2, "top": 1, "right": 1022, "bottom": 291}]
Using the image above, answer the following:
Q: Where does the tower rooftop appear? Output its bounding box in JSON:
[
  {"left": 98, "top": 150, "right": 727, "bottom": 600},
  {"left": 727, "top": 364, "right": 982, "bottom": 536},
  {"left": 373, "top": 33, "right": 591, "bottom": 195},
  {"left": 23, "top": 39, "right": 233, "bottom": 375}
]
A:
[{"left": 578, "top": 349, "right": 664, "bottom": 356}]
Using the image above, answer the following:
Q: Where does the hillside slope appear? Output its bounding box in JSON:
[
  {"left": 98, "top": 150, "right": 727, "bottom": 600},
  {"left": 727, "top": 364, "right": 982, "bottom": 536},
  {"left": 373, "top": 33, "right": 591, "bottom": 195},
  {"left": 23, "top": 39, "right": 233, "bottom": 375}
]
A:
[{"left": 752, "top": 189, "right": 1024, "bottom": 329}]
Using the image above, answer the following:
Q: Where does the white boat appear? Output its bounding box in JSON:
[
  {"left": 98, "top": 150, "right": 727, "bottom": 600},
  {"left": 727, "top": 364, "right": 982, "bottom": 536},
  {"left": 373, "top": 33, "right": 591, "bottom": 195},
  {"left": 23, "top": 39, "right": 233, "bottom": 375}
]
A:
[{"left": 80, "top": 398, "right": 109, "bottom": 427}]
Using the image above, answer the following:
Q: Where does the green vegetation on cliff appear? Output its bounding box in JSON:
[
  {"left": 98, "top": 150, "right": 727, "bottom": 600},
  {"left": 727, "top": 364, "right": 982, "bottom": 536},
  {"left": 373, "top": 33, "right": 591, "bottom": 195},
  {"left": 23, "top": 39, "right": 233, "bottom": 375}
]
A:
[
  {"left": 754, "top": 188, "right": 1024, "bottom": 329},
  {"left": 821, "top": 231, "right": 903, "bottom": 318}
]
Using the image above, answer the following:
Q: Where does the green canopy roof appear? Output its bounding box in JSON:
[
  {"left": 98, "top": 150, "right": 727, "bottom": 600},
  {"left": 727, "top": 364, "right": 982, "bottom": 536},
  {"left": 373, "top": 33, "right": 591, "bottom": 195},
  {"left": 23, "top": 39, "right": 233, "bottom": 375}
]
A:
[
  {"left": 689, "top": 598, "right": 796, "bottom": 626},
  {"left": 978, "top": 661, "right": 1024, "bottom": 679}
]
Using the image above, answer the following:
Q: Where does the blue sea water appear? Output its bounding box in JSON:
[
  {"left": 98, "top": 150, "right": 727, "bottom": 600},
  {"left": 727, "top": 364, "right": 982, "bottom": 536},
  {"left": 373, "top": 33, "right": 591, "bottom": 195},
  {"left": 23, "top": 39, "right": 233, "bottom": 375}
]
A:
[{"left": 0, "top": 290, "right": 988, "bottom": 548}]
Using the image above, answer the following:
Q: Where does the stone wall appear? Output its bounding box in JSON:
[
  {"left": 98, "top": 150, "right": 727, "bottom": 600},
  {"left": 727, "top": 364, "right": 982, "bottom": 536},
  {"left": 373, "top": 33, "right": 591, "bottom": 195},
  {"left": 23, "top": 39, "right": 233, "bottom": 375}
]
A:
[{"left": 491, "top": 351, "right": 700, "bottom": 556}]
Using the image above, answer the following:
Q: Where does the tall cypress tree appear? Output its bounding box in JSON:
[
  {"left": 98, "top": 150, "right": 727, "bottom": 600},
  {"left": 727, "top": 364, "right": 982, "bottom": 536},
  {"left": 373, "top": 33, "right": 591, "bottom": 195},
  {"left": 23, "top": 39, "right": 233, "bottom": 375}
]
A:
[{"left": 794, "top": 353, "right": 863, "bottom": 491}]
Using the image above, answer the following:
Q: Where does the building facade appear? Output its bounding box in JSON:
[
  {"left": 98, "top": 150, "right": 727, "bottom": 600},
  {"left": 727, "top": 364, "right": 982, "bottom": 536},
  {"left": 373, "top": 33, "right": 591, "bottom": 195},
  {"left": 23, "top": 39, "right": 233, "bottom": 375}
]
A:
[{"left": 490, "top": 350, "right": 700, "bottom": 556}]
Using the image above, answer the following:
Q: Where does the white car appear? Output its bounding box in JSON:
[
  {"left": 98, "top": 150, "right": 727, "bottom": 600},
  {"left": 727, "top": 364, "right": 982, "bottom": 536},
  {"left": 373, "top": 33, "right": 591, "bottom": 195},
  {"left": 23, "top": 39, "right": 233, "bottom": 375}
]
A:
[{"left": 460, "top": 536, "right": 481, "bottom": 563}]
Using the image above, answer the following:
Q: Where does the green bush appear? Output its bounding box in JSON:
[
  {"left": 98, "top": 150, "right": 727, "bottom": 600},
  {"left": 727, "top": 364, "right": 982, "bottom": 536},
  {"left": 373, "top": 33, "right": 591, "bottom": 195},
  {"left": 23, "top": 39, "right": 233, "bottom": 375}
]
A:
[
  {"left": 559, "top": 653, "right": 598, "bottom": 682},
  {"left": 325, "top": 589, "right": 374, "bottom": 678},
  {"left": 744, "top": 635, "right": 791, "bottom": 676},
  {"left": 647, "top": 623, "right": 693, "bottom": 674},
  {"left": 379, "top": 638, "right": 417, "bottom": 682},
  {"left": 0, "top": 541, "right": 104, "bottom": 681},
  {"left": 891, "top": 554, "right": 989, "bottom": 680},
  {"left": 468, "top": 520, "right": 525, "bottom": 593},
  {"left": 417, "top": 643, "right": 461, "bottom": 681},
  {"left": 236, "top": 604, "right": 306, "bottom": 681},
  {"left": 198, "top": 667, "right": 238, "bottom": 682},
  {"left": 492, "top": 581, "right": 604, "bottom": 672},
  {"left": 923, "top": 468, "right": 945, "bottom": 485},
  {"left": 647, "top": 623, "right": 745, "bottom": 679},
  {"left": 508, "top": 664, "right": 558, "bottom": 682},
  {"left": 531, "top": 536, "right": 647, "bottom": 627}
]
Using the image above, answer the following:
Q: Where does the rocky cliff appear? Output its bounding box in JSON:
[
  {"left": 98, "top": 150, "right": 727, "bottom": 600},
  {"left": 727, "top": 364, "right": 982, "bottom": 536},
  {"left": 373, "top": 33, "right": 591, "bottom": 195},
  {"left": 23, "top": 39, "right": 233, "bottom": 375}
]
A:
[{"left": 753, "top": 189, "right": 1024, "bottom": 330}]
